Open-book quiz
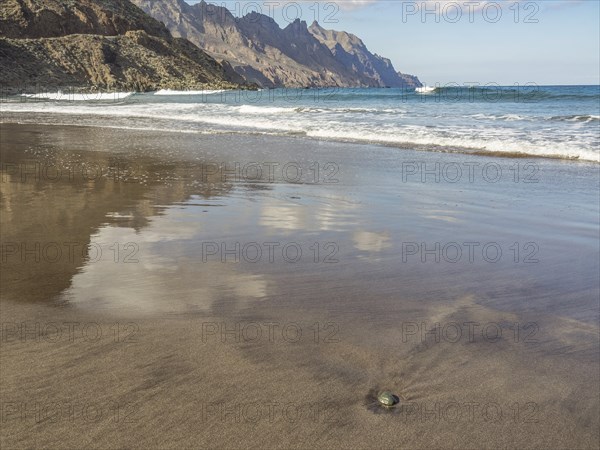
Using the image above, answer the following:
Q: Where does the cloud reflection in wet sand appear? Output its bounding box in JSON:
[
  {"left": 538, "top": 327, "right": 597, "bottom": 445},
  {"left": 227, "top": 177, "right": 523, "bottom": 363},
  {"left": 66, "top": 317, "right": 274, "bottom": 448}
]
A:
[
  {"left": 260, "top": 195, "right": 360, "bottom": 233},
  {"left": 61, "top": 208, "right": 268, "bottom": 315},
  {"left": 353, "top": 231, "right": 391, "bottom": 260}
]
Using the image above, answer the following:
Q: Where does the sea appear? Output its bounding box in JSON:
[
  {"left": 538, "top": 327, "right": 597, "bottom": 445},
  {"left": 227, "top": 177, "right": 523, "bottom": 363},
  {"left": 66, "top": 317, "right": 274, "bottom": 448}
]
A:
[{"left": 1, "top": 85, "right": 599, "bottom": 162}]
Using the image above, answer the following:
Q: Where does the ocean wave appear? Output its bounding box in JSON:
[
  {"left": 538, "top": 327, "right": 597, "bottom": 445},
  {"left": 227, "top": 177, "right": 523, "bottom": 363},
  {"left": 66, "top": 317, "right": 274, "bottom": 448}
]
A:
[
  {"left": 282, "top": 86, "right": 598, "bottom": 102},
  {"left": 2, "top": 93, "right": 598, "bottom": 162},
  {"left": 223, "top": 104, "right": 405, "bottom": 116},
  {"left": 298, "top": 106, "right": 404, "bottom": 115},
  {"left": 471, "top": 113, "right": 529, "bottom": 121},
  {"left": 417, "top": 86, "right": 600, "bottom": 103},
  {"left": 4, "top": 112, "right": 597, "bottom": 162},
  {"left": 305, "top": 128, "right": 598, "bottom": 162},
  {"left": 548, "top": 115, "right": 600, "bottom": 123}
]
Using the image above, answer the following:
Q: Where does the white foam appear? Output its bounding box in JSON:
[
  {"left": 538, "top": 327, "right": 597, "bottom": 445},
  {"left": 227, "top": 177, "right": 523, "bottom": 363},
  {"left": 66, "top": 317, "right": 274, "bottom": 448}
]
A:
[
  {"left": 237, "top": 105, "right": 296, "bottom": 114},
  {"left": 567, "top": 115, "right": 600, "bottom": 123},
  {"left": 153, "top": 89, "right": 228, "bottom": 96},
  {"left": 3, "top": 99, "right": 598, "bottom": 162},
  {"left": 21, "top": 92, "right": 133, "bottom": 101},
  {"left": 498, "top": 114, "right": 526, "bottom": 121},
  {"left": 306, "top": 126, "right": 600, "bottom": 162},
  {"left": 471, "top": 113, "right": 530, "bottom": 121}
]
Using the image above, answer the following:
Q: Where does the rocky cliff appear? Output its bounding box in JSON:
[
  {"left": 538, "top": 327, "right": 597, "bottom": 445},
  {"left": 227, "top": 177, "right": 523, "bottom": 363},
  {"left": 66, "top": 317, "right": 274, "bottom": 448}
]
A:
[
  {"left": 308, "top": 21, "right": 421, "bottom": 88},
  {"left": 397, "top": 72, "right": 422, "bottom": 88},
  {"left": 0, "top": 0, "right": 244, "bottom": 92},
  {"left": 132, "top": 0, "right": 421, "bottom": 88}
]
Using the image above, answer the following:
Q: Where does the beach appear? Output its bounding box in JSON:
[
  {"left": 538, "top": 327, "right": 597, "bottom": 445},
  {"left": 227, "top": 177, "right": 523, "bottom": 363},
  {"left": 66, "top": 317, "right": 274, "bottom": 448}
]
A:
[{"left": 1, "top": 122, "right": 598, "bottom": 448}]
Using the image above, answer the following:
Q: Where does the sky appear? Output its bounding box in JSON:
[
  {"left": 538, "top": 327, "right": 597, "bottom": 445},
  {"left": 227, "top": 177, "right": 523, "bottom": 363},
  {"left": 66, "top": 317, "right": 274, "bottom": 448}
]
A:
[{"left": 186, "top": 1, "right": 600, "bottom": 85}]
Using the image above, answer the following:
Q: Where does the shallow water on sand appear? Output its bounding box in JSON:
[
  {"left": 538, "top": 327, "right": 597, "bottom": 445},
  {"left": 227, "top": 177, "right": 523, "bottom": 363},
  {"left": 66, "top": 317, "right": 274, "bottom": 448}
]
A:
[{"left": 1, "top": 124, "right": 598, "bottom": 448}]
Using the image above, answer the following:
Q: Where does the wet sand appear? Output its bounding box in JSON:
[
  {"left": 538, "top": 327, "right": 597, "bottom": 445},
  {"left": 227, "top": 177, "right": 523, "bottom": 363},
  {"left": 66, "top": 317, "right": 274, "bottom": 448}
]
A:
[{"left": 1, "top": 123, "right": 599, "bottom": 448}]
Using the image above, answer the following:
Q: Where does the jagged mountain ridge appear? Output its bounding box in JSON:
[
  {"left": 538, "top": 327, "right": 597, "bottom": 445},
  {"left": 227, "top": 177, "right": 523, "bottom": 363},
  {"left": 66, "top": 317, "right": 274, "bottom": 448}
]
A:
[
  {"left": 132, "top": 0, "right": 356, "bottom": 87},
  {"left": 0, "top": 0, "right": 245, "bottom": 92},
  {"left": 308, "top": 21, "right": 406, "bottom": 88},
  {"left": 132, "top": 0, "right": 421, "bottom": 88}
]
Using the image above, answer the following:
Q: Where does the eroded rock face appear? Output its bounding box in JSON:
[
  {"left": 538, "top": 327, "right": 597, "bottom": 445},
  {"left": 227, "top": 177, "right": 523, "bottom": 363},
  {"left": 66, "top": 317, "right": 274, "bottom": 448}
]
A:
[
  {"left": 396, "top": 72, "right": 423, "bottom": 88},
  {"left": 0, "top": 0, "right": 245, "bottom": 92},
  {"left": 0, "top": 0, "right": 170, "bottom": 39},
  {"left": 132, "top": 0, "right": 422, "bottom": 88},
  {"left": 308, "top": 21, "right": 421, "bottom": 88}
]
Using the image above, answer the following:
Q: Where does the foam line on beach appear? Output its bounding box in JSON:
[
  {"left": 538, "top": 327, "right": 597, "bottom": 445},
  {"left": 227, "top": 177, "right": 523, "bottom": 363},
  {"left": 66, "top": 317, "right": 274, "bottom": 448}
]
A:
[
  {"left": 21, "top": 92, "right": 134, "bottom": 101},
  {"left": 153, "top": 89, "right": 229, "bottom": 96}
]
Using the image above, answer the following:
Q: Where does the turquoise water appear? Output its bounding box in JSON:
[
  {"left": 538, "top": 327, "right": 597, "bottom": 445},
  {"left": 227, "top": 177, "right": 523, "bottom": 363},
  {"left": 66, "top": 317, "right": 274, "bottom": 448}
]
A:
[{"left": 2, "top": 85, "right": 599, "bottom": 161}]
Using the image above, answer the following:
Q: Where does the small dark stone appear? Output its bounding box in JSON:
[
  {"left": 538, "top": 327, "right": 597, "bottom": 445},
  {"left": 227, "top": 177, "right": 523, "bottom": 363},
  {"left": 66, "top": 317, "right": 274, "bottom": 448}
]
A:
[{"left": 377, "top": 391, "right": 399, "bottom": 407}]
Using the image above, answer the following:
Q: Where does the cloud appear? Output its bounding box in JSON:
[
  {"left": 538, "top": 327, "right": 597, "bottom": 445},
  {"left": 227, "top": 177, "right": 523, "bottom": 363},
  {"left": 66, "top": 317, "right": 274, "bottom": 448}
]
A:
[
  {"left": 544, "top": 0, "right": 585, "bottom": 10},
  {"left": 336, "top": 0, "right": 380, "bottom": 10}
]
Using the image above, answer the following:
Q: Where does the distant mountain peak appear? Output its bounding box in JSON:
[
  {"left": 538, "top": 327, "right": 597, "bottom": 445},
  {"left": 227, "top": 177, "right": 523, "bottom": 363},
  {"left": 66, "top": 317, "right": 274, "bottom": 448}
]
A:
[
  {"left": 284, "top": 18, "right": 309, "bottom": 30},
  {"left": 131, "top": 0, "right": 421, "bottom": 88}
]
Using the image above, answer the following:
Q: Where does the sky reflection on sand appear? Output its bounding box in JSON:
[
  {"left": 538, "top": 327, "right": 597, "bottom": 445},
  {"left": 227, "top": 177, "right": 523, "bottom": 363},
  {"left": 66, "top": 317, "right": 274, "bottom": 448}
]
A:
[{"left": 1, "top": 124, "right": 598, "bottom": 326}]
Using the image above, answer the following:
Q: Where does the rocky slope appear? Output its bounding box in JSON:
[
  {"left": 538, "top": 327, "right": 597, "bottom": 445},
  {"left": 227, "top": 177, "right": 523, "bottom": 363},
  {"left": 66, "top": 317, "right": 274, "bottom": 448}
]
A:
[
  {"left": 132, "top": 0, "right": 421, "bottom": 88},
  {"left": 396, "top": 72, "right": 422, "bottom": 88},
  {"left": 308, "top": 21, "right": 421, "bottom": 88},
  {"left": 0, "top": 0, "right": 244, "bottom": 92}
]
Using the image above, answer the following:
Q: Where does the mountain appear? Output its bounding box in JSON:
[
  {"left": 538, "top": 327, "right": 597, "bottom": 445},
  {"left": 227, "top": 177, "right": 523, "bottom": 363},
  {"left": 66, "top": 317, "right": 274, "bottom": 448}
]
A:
[
  {"left": 397, "top": 72, "right": 422, "bottom": 88},
  {"left": 131, "top": 0, "right": 355, "bottom": 87},
  {"left": 0, "top": 0, "right": 245, "bottom": 92},
  {"left": 0, "top": 0, "right": 170, "bottom": 39},
  {"left": 131, "top": 0, "right": 421, "bottom": 88},
  {"left": 308, "top": 21, "right": 421, "bottom": 88}
]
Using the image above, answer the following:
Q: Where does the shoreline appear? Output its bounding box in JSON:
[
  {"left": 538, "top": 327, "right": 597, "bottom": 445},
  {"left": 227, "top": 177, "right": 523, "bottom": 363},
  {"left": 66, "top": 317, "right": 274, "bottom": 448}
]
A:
[
  {"left": 3, "top": 84, "right": 598, "bottom": 163},
  {"left": 1, "top": 118, "right": 597, "bottom": 164}
]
